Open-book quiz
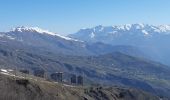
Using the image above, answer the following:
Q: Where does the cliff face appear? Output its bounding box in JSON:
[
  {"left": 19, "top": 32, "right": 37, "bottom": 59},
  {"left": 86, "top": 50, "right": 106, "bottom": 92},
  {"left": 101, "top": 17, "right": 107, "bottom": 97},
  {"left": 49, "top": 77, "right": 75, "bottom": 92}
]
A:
[{"left": 0, "top": 73, "right": 161, "bottom": 100}]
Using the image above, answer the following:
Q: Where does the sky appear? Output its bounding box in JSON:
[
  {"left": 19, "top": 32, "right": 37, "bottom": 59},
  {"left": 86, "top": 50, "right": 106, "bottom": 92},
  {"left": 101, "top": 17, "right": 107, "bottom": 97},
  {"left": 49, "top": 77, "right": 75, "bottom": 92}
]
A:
[{"left": 0, "top": 0, "right": 170, "bottom": 35}]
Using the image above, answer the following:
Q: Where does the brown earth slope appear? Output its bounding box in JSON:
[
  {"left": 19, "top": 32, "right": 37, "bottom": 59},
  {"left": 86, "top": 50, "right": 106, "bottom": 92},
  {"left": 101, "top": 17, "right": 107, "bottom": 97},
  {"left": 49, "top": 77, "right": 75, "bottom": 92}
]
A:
[{"left": 0, "top": 73, "right": 162, "bottom": 100}]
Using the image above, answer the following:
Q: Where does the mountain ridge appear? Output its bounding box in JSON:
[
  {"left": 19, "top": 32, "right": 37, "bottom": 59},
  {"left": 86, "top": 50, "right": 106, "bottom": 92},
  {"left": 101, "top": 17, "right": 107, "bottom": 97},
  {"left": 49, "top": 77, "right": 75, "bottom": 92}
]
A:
[
  {"left": 69, "top": 24, "right": 170, "bottom": 65},
  {"left": 0, "top": 26, "right": 144, "bottom": 57},
  {"left": 0, "top": 26, "right": 170, "bottom": 98}
]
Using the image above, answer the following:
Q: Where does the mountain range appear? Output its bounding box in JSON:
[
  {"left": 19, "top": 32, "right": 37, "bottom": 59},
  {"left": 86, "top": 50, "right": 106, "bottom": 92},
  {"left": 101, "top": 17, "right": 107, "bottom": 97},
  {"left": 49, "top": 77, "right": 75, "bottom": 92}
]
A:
[
  {"left": 0, "top": 26, "right": 144, "bottom": 57},
  {"left": 69, "top": 24, "right": 170, "bottom": 65},
  {"left": 0, "top": 26, "right": 170, "bottom": 99}
]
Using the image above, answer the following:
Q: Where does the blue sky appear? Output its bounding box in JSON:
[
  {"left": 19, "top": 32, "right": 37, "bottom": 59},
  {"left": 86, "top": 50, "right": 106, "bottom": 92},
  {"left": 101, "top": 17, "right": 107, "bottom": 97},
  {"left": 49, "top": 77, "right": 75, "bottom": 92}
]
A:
[{"left": 0, "top": 0, "right": 170, "bottom": 35}]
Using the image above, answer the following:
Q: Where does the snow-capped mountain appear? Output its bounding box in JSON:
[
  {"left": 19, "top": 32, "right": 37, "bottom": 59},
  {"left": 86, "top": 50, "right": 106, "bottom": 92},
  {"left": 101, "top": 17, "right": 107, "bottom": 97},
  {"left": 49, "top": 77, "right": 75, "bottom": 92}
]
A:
[
  {"left": 0, "top": 26, "right": 91, "bottom": 55},
  {"left": 10, "top": 26, "right": 80, "bottom": 41},
  {"left": 1, "top": 25, "right": 170, "bottom": 65},
  {"left": 69, "top": 24, "right": 170, "bottom": 65},
  {"left": 69, "top": 24, "right": 170, "bottom": 43},
  {"left": 0, "top": 26, "right": 146, "bottom": 57}
]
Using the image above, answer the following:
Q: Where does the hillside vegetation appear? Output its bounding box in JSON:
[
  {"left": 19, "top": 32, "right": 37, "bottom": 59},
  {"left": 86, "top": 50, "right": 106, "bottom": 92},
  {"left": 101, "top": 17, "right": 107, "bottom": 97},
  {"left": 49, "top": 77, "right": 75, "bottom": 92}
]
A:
[{"left": 0, "top": 73, "right": 161, "bottom": 100}]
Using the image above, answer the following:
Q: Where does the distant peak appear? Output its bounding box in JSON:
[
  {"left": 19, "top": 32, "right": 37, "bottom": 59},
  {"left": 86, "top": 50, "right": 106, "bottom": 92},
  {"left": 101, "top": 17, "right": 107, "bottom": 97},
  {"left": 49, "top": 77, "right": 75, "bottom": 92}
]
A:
[
  {"left": 94, "top": 25, "right": 104, "bottom": 32},
  {"left": 79, "top": 24, "right": 170, "bottom": 33},
  {"left": 156, "top": 25, "right": 170, "bottom": 32},
  {"left": 11, "top": 26, "right": 56, "bottom": 35},
  {"left": 95, "top": 25, "right": 103, "bottom": 28},
  {"left": 11, "top": 26, "right": 82, "bottom": 42}
]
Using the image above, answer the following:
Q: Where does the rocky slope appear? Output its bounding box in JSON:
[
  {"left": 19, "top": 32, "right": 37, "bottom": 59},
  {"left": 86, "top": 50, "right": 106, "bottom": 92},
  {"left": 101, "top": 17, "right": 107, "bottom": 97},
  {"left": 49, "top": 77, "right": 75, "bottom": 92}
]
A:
[{"left": 0, "top": 72, "right": 162, "bottom": 100}]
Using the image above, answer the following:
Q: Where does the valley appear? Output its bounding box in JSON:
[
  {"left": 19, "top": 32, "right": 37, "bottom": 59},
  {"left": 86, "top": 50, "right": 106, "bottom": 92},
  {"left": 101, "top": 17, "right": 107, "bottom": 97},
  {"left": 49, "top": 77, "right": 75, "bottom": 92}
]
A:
[{"left": 0, "top": 26, "right": 169, "bottom": 99}]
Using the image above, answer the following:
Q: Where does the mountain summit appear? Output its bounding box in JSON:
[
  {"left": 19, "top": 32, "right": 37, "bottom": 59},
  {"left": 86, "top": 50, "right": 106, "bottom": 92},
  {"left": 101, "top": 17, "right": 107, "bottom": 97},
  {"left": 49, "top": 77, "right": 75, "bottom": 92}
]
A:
[
  {"left": 12, "top": 26, "right": 55, "bottom": 35},
  {"left": 69, "top": 24, "right": 170, "bottom": 65},
  {"left": 69, "top": 24, "right": 170, "bottom": 42},
  {"left": 0, "top": 26, "right": 90, "bottom": 55},
  {"left": 11, "top": 26, "right": 79, "bottom": 41}
]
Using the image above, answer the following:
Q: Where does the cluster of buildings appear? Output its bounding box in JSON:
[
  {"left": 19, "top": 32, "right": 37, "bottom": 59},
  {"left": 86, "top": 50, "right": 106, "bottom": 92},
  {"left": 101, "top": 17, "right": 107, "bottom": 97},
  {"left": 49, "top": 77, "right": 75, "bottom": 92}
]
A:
[
  {"left": 50, "top": 72, "right": 83, "bottom": 85},
  {"left": 70, "top": 74, "right": 83, "bottom": 85},
  {"left": 19, "top": 69, "right": 84, "bottom": 85}
]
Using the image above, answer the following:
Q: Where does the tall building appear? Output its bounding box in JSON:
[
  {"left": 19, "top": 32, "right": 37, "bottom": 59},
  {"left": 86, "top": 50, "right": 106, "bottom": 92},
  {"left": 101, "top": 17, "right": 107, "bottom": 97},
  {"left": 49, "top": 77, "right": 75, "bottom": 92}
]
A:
[
  {"left": 33, "top": 69, "right": 45, "bottom": 78},
  {"left": 50, "top": 72, "right": 63, "bottom": 82},
  {"left": 71, "top": 74, "right": 76, "bottom": 84},
  {"left": 77, "top": 75, "right": 83, "bottom": 85}
]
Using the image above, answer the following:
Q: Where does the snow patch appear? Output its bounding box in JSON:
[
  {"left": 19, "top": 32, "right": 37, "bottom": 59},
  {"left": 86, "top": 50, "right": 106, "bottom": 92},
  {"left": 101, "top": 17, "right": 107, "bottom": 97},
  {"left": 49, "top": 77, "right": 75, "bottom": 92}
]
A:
[
  {"left": 1, "top": 69, "right": 8, "bottom": 73},
  {"left": 157, "top": 25, "right": 170, "bottom": 32},
  {"left": 125, "top": 24, "right": 132, "bottom": 30},
  {"left": 12, "top": 26, "right": 82, "bottom": 42},
  {"left": 0, "top": 69, "right": 15, "bottom": 77},
  {"left": 90, "top": 32, "right": 95, "bottom": 38},
  {"left": 63, "top": 84, "right": 75, "bottom": 87},
  {"left": 142, "top": 30, "right": 149, "bottom": 35},
  {"left": 0, "top": 34, "right": 15, "bottom": 40},
  {"left": 108, "top": 31, "right": 117, "bottom": 34}
]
